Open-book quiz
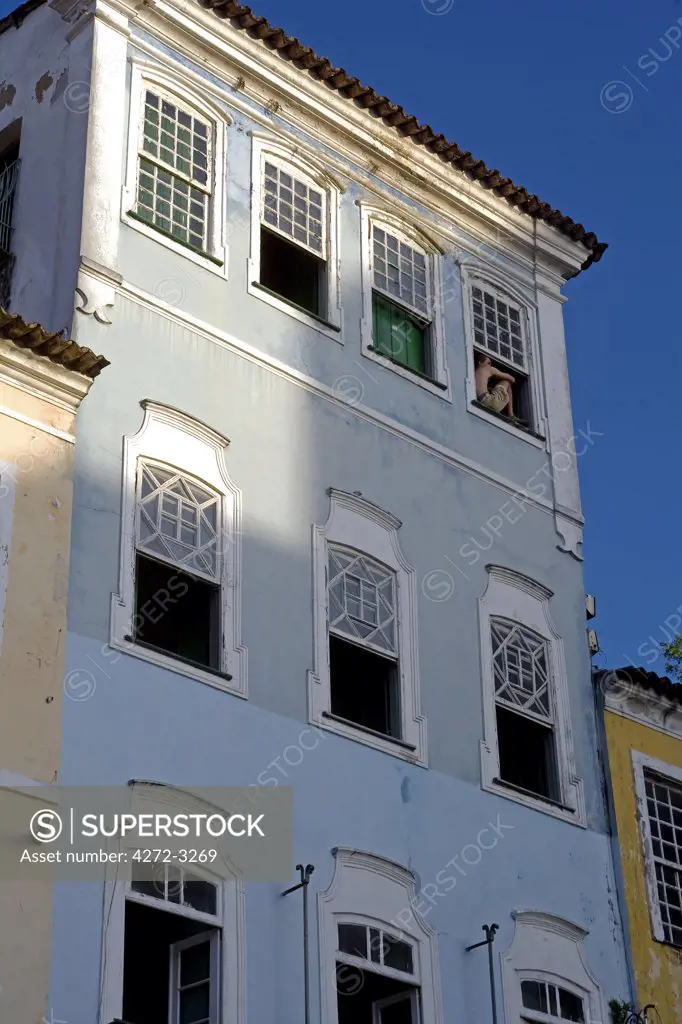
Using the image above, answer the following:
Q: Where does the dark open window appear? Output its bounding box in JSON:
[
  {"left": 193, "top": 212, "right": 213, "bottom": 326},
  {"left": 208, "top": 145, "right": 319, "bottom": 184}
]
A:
[
  {"left": 0, "top": 119, "right": 21, "bottom": 309},
  {"left": 496, "top": 704, "right": 558, "bottom": 801},
  {"left": 259, "top": 225, "right": 325, "bottom": 316},
  {"left": 134, "top": 552, "right": 220, "bottom": 670},
  {"left": 474, "top": 348, "right": 532, "bottom": 428},
  {"left": 329, "top": 634, "right": 400, "bottom": 738}
]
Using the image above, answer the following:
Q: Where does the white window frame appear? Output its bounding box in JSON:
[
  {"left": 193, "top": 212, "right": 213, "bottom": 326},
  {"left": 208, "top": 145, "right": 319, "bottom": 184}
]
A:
[
  {"left": 248, "top": 133, "right": 342, "bottom": 340},
  {"left": 359, "top": 204, "right": 451, "bottom": 400},
  {"left": 501, "top": 911, "right": 604, "bottom": 1024},
  {"left": 122, "top": 62, "right": 229, "bottom": 278},
  {"left": 478, "top": 565, "right": 584, "bottom": 825},
  {"left": 373, "top": 990, "right": 420, "bottom": 1024},
  {"left": 518, "top": 976, "right": 586, "bottom": 1023},
  {"left": 308, "top": 489, "right": 426, "bottom": 764},
  {"left": 461, "top": 262, "right": 547, "bottom": 446},
  {"left": 99, "top": 783, "right": 245, "bottom": 1024},
  {"left": 0, "top": 466, "right": 15, "bottom": 660},
  {"left": 318, "top": 848, "right": 442, "bottom": 1024},
  {"left": 632, "top": 749, "right": 682, "bottom": 946},
  {"left": 169, "top": 929, "right": 221, "bottom": 1024},
  {"left": 110, "top": 401, "right": 247, "bottom": 696}
]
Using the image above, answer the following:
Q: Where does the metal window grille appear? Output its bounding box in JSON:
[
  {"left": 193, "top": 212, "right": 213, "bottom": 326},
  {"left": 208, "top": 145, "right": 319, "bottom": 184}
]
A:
[
  {"left": 0, "top": 157, "right": 19, "bottom": 255},
  {"left": 471, "top": 284, "right": 526, "bottom": 369},
  {"left": 327, "top": 545, "right": 396, "bottom": 655},
  {"left": 136, "top": 90, "right": 211, "bottom": 250},
  {"left": 372, "top": 225, "right": 428, "bottom": 316},
  {"left": 262, "top": 160, "right": 324, "bottom": 255},
  {"left": 491, "top": 618, "right": 551, "bottom": 721},
  {"left": 645, "top": 773, "right": 682, "bottom": 946},
  {"left": 136, "top": 462, "right": 220, "bottom": 580}
]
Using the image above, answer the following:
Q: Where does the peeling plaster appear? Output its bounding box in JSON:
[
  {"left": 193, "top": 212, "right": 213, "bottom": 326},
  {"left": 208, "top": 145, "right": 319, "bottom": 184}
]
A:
[
  {"left": 50, "top": 69, "right": 68, "bottom": 105},
  {"left": 0, "top": 82, "right": 16, "bottom": 111},
  {"left": 34, "top": 72, "right": 53, "bottom": 104}
]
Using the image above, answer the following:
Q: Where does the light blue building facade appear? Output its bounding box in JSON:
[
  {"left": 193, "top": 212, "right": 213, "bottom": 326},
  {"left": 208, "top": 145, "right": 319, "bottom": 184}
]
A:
[{"left": 0, "top": 0, "right": 631, "bottom": 1021}]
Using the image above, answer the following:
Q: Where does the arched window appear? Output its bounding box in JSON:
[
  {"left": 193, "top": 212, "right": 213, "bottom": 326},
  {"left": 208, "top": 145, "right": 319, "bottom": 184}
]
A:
[
  {"left": 122, "top": 65, "right": 228, "bottom": 273},
  {"left": 359, "top": 206, "right": 450, "bottom": 398},
  {"left": 110, "top": 401, "right": 246, "bottom": 696},
  {"left": 248, "top": 135, "right": 342, "bottom": 339},
  {"left": 319, "top": 849, "right": 443, "bottom": 1024}
]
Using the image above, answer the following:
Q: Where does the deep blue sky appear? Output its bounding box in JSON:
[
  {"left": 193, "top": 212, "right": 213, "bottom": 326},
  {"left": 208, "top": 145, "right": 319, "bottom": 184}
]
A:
[{"left": 4, "top": 0, "right": 679, "bottom": 673}]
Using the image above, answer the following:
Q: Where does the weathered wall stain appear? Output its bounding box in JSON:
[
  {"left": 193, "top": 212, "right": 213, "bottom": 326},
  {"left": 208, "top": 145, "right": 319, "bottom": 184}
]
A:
[
  {"left": 50, "top": 69, "right": 68, "bottom": 105},
  {"left": 0, "top": 82, "right": 16, "bottom": 111},
  {"left": 34, "top": 72, "right": 53, "bottom": 103}
]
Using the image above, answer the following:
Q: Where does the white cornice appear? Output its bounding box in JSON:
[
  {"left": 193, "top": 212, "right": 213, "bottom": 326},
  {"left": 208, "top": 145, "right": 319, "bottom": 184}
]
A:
[
  {"left": 511, "top": 909, "right": 588, "bottom": 942},
  {"left": 0, "top": 339, "right": 92, "bottom": 415},
  {"left": 326, "top": 488, "right": 402, "bottom": 533},
  {"left": 117, "top": 0, "right": 588, "bottom": 283},
  {"left": 139, "top": 399, "right": 230, "bottom": 450},
  {"left": 485, "top": 564, "right": 554, "bottom": 601},
  {"left": 603, "top": 678, "right": 682, "bottom": 740}
]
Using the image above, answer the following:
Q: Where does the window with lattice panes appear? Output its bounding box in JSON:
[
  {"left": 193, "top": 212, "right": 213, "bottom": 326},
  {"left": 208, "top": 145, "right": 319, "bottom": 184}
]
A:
[
  {"left": 491, "top": 617, "right": 559, "bottom": 801},
  {"left": 327, "top": 544, "right": 400, "bottom": 739},
  {"left": 259, "top": 158, "right": 327, "bottom": 316},
  {"left": 520, "top": 979, "right": 585, "bottom": 1023},
  {"left": 336, "top": 921, "right": 421, "bottom": 1024},
  {"left": 133, "top": 461, "right": 221, "bottom": 670},
  {"left": 135, "top": 90, "right": 212, "bottom": 252},
  {"left": 644, "top": 772, "right": 682, "bottom": 947},
  {"left": 471, "top": 283, "right": 533, "bottom": 428},
  {"left": 370, "top": 224, "right": 432, "bottom": 377}
]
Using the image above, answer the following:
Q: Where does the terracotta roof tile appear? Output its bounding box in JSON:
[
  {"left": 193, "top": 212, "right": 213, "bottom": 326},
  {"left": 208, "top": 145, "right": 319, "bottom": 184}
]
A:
[
  {"left": 595, "top": 666, "right": 682, "bottom": 707},
  {"left": 0, "top": 308, "right": 110, "bottom": 378},
  {"left": 1, "top": 0, "right": 607, "bottom": 272}
]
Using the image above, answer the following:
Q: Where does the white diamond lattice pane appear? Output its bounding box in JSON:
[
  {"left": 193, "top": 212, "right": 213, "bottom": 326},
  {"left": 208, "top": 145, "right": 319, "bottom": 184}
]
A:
[
  {"left": 372, "top": 225, "right": 428, "bottom": 315},
  {"left": 471, "top": 285, "right": 525, "bottom": 368},
  {"left": 327, "top": 545, "right": 396, "bottom": 653},
  {"left": 491, "top": 618, "right": 550, "bottom": 719},
  {"left": 137, "top": 463, "right": 219, "bottom": 579},
  {"left": 262, "top": 161, "right": 324, "bottom": 254}
]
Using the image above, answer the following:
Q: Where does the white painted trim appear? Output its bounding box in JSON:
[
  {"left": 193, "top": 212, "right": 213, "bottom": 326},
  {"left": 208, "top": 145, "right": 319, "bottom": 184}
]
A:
[
  {"left": 0, "top": 405, "right": 76, "bottom": 444},
  {"left": 118, "top": 275, "right": 570, "bottom": 523},
  {"left": 110, "top": 401, "right": 247, "bottom": 696},
  {"left": 100, "top": 791, "right": 245, "bottom": 1024},
  {"left": 0, "top": 339, "right": 92, "bottom": 416},
  {"left": 460, "top": 262, "right": 548, "bottom": 446},
  {"left": 318, "top": 849, "right": 442, "bottom": 1024},
  {"left": 308, "top": 490, "right": 427, "bottom": 765},
  {"left": 603, "top": 683, "right": 682, "bottom": 742},
  {"left": 359, "top": 203, "right": 451, "bottom": 400},
  {"left": 122, "top": 60, "right": 230, "bottom": 277},
  {"left": 477, "top": 565, "right": 585, "bottom": 826},
  {"left": 500, "top": 910, "right": 605, "bottom": 1024},
  {"left": 631, "top": 749, "right": 682, "bottom": 946},
  {"left": 247, "top": 133, "right": 342, "bottom": 340},
  {"left": 0, "top": 465, "right": 15, "bottom": 660}
]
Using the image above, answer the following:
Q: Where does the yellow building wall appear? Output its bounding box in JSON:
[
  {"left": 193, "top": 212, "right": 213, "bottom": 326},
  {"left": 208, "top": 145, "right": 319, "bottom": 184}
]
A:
[
  {"left": 605, "top": 710, "right": 682, "bottom": 1022},
  {"left": 0, "top": 376, "right": 79, "bottom": 1024}
]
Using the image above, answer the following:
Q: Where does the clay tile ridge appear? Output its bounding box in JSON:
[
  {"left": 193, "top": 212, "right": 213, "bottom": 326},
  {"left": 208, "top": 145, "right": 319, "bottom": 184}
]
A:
[
  {"left": 595, "top": 666, "right": 682, "bottom": 707},
  {"left": 0, "top": 308, "right": 110, "bottom": 379}
]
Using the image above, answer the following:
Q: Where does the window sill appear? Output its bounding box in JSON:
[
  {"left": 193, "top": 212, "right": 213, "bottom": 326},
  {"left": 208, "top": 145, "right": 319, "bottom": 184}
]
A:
[
  {"left": 122, "top": 208, "right": 227, "bottom": 279},
  {"left": 322, "top": 711, "right": 416, "bottom": 751},
  {"left": 470, "top": 400, "right": 546, "bottom": 447},
  {"left": 248, "top": 277, "right": 342, "bottom": 341},
  {"left": 363, "top": 344, "right": 451, "bottom": 400},
  {"left": 113, "top": 634, "right": 244, "bottom": 696},
  {"left": 484, "top": 775, "right": 583, "bottom": 826}
]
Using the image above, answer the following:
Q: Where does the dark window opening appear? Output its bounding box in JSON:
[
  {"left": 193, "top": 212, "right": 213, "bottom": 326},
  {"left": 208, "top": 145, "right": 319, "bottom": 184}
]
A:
[
  {"left": 123, "top": 899, "right": 218, "bottom": 1024},
  {"left": 496, "top": 704, "right": 558, "bottom": 801},
  {"left": 329, "top": 634, "right": 400, "bottom": 739},
  {"left": 259, "top": 226, "right": 325, "bottom": 316},
  {"left": 0, "top": 119, "right": 21, "bottom": 309},
  {"left": 474, "top": 348, "right": 532, "bottom": 429},
  {"left": 336, "top": 962, "right": 418, "bottom": 1024},
  {"left": 134, "top": 552, "right": 220, "bottom": 670},
  {"left": 372, "top": 291, "right": 429, "bottom": 376}
]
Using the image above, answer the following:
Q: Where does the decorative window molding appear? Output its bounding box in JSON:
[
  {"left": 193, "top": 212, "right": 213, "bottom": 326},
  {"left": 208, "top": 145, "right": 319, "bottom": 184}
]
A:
[
  {"left": 318, "top": 848, "right": 443, "bottom": 1024},
  {"left": 501, "top": 911, "right": 604, "bottom": 1024},
  {"left": 0, "top": 466, "right": 15, "bottom": 660},
  {"left": 308, "top": 489, "right": 426, "bottom": 764},
  {"left": 360, "top": 204, "right": 451, "bottom": 399},
  {"left": 110, "top": 401, "right": 247, "bottom": 696},
  {"left": 248, "top": 133, "right": 342, "bottom": 340},
  {"left": 99, "top": 782, "right": 245, "bottom": 1024},
  {"left": 478, "top": 565, "right": 584, "bottom": 825},
  {"left": 632, "top": 750, "right": 682, "bottom": 947},
  {"left": 122, "top": 62, "right": 229, "bottom": 277},
  {"left": 461, "top": 262, "right": 547, "bottom": 446}
]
